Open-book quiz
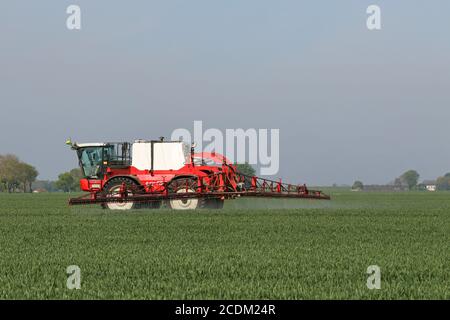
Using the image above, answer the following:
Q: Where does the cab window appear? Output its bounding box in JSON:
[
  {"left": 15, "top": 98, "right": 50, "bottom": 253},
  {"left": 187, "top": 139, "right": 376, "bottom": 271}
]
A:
[{"left": 78, "top": 147, "right": 103, "bottom": 177}]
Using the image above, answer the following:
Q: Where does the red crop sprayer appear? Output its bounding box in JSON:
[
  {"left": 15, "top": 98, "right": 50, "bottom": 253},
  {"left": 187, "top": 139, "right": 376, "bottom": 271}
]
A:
[{"left": 66, "top": 139, "right": 330, "bottom": 210}]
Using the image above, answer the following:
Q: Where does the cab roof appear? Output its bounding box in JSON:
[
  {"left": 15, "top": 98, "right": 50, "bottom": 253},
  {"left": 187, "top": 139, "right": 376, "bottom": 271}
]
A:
[{"left": 73, "top": 143, "right": 106, "bottom": 148}]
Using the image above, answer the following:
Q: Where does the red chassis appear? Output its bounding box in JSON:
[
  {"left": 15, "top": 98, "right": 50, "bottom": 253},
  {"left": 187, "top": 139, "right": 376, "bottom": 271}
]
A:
[{"left": 79, "top": 152, "right": 240, "bottom": 195}]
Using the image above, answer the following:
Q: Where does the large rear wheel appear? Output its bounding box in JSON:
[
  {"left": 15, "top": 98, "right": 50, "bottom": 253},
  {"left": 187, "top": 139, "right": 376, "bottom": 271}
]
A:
[
  {"left": 166, "top": 178, "right": 226, "bottom": 210},
  {"left": 167, "top": 178, "right": 207, "bottom": 210}
]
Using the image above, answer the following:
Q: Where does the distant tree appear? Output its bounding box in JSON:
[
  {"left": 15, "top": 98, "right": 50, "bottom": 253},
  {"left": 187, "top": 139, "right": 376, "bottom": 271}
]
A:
[
  {"left": 0, "top": 155, "right": 4, "bottom": 192},
  {"left": 25, "top": 164, "right": 38, "bottom": 192},
  {"left": 0, "top": 155, "right": 38, "bottom": 193},
  {"left": 17, "top": 162, "right": 38, "bottom": 193},
  {"left": 55, "top": 172, "right": 75, "bottom": 192},
  {"left": 436, "top": 173, "right": 450, "bottom": 190},
  {"left": 69, "top": 168, "right": 83, "bottom": 191},
  {"left": 235, "top": 162, "right": 256, "bottom": 177},
  {"left": 70, "top": 168, "right": 83, "bottom": 180},
  {"left": 55, "top": 168, "right": 82, "bottom": 192},
  {"left": 399, "top": 170, "right": 420, "bottom": 190},
  {"left": 394, "top": 177, "right": 404, "bottom": 187},
  {"left": 0, "top": 155, "right": 21, "bottom": 192},
  {"left": 0, "top": 155, "right": 6, "bottom": 191},
  {"left": 352, "top": 180, "right": 364, "bottom": 190}
]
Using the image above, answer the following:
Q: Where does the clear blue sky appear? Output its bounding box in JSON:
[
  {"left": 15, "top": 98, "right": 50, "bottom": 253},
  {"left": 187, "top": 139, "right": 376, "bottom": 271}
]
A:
[{"left": 1, "top": 1, "right": 449, "bottom": 185}]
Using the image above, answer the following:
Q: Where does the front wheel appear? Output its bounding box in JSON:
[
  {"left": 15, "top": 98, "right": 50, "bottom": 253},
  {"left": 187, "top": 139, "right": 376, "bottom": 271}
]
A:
[{"left": 102, "top": 177, "right": 140, "bottom": 210}]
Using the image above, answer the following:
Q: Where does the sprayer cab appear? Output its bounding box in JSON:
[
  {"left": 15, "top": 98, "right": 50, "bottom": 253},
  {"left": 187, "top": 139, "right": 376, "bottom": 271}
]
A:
[{"left": 71, "top": 142, "right": 132, "bottom": 178}]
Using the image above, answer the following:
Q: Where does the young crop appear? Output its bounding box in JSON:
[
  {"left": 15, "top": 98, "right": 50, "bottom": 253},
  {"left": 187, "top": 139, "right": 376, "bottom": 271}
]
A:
[{"left": 0, "top": 191, "right": 449, "bottom": 299}]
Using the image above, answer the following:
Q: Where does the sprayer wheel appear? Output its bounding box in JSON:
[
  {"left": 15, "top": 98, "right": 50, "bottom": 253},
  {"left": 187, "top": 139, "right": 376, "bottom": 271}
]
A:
[
  {"left": 167, "top": 177, "right": 207, "bottom": 210},
  {"left": 102, "top": 177, "right": 140, "bottom": 210}
]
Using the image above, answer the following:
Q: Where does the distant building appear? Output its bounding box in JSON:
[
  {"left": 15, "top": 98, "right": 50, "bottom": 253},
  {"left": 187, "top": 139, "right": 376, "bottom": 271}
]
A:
[
  {"left": 420, "top": 180, "right": 436, "bottom": 192},
  {"left": 32, "top": 188, "right": 48, "bottom": 193}
]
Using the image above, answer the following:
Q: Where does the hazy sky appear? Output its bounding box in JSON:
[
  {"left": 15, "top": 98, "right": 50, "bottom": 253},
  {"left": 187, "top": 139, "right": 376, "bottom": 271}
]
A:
[{"left": 1, "top": 1, "right": 449, "bottom": 185}]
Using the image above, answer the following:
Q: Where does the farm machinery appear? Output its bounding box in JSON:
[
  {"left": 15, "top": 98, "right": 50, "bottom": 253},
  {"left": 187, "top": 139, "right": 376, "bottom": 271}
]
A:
[{"left": 66, "top": 139, "right": 330, "bottom": 210}]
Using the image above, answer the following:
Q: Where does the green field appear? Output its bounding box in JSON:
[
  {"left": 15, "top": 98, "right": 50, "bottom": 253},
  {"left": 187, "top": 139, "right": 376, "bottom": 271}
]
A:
[{"left": 0, "top": 190, "right": 449, "bottom": 299}]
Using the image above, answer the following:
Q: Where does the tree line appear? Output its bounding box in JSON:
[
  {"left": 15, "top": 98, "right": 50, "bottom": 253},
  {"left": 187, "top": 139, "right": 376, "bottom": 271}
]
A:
[
  {"left": 54, "top": 168, "right": 83, "bottom": 192},
  {"left": 353, "top": 170, "right": 420, "bottom": 191},
  {"left": 0, "top": 153, "right": 82, "bottom": 193},
  {"left": 435, "top": 173, "right": 450, "bottom": 190},
  {"left": 31, "top": 168, "right": 83, "bottom": 193},
  {"left": 353, "top": 169, "right": 450, "bottom": 191},
  {"left": 0, "top": 155, "right": 38, "bottom": 193}
]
